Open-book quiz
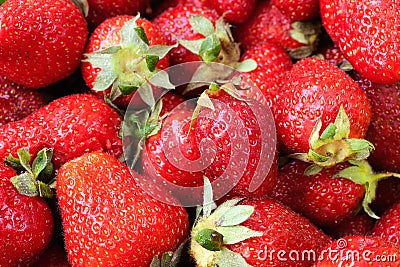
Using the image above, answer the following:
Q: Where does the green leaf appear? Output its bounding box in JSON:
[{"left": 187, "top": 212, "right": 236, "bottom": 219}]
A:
[
  {"left": 0, "top": 0, "right": 6, "bottom": 4},
  {"left": 307, "top": 149, "right": 329, "bottom": 163},
  {"left": 32, "top": 148, "right": 53, "bottom": 178},
  {"left": 210, "top": 198, "right": 244, "bottom": 222},
  {"left": 362, "top": 182, "right": 379, "bottom": 219},
  {"left": 304, "top": 164, "right": 323, "bottom": 176},
  {"left": 17, "top": 148, "right": 32, "bottom": 174},
  {"left": 121, "top": 16, "right": 148, "bottom": 50},
  {"left": 147, "top": 44, "right": 178, "bottom": 60},
  {"left": 83, "top": 52, "right": 115, "bottom": 70},
  {"left": 320, "top": 123, "right": 336, "bottom": 140},
  {"left": 119, "top": 84, "right": 138, "bottom": 95},
  {"left": 215, "top": 248, "right": 252, "bottom": 267},
  {"left": 177, "top": 39, "right": 203, "bottom": 55},
  {"left": 146, "top": 55, "right": 159, "bottom": 72},
  {"left": 309, "top": 118, "right": 323, "bottom": 148},
  {"left": 134, "top": 26, "right": 149, "bottom": 45},
  {"left": 137, "top": 82, "right": 155, "bottom": 108},
  {"left": 4, "top": 154, "right": 24, "bottom": 172},
  {"left": 216, "top": 225, "right": 263, "bottom": 244},
  {"left": 10, "top": 173, "right": 38, "bottom": 197},
  {"left": 334, "top": 166, "right": 368, "bottom": 185},
  {"left": 37, "top": 181, "right": 54, "bottom": 198},
  {"left": 189, "top": 15, "right": 215, "bottom": 37},
  {"left": 333, "top": 106, "right": 350, "bottom": 140},
  {"left": 347, "top": 139, "right": 374, "bottom": 151},
  {"left": 197, "top": 92, "right": 215, "bottom": 111},
  {"left": 150, "top": 70, "right": 175, "bottom": 90},
  {"left": 199, "top": 34, "right": 221, "bottom": 63},
  {"left": 232, "top": 59, "right": 258, "bottom": 73},
  {"left": 92, "top": 69, "right": 118, "bottom": 92},
  {"left": 218, "top": 205, "right": 255, "bottom": 226},
  {"left": 203, "top": 177, "right": 215, "bottom": 217},
  {"left": 195, "top": 228, "right": 224, "bottom": 251}
]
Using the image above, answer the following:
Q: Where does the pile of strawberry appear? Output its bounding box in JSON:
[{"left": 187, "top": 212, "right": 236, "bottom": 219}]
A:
[{"left": 0, "top": 0, "right": 400, "bottom": 266}]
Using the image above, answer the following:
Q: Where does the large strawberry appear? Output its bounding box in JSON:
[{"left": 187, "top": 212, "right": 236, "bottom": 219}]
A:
[
  {"left": 0, "top": 94, "right": 122, "bottom": 170},
  {"left": 320, "top": 0, "right": 400, "bottom": 84},
  {"left": 372, "top": 202, "right": 400, "bottom": 247},
  {"left": 81, "top": 15, "right": 175, "bottom": 107},
  {"left": 56, "top": 152, "right": 189, "bottom": 266},
  {"left": 0, "top": 0, "right": 88, "bottom": 88},
  {"left": 189, "top": 185, "right": 332, "bottom": 266},
  {"left": 274, "top": 57, "right": 372, "bottom": 169},
  {"left": 0, "top": 162, "right": 54, "bottom": 266},
  {"left": 313, "top": 235, "right": 400, "bottom": 266},
  {"left": 0, "top": 75, "right": 47, "bottom": 125}
]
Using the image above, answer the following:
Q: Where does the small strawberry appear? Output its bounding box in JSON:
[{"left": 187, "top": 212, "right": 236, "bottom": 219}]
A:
[
  {"left": 56, "top": 152, "right": 189, "bottom": 266},
  {"left": 0, "top": 94, "right": 122, "bottom": 170},
  {"left": 352, "top": 72, "right": 400, "bottom": 173},
  {"left": 272, "top": 0, "right": 320, "bottom": 21},
  {"left": 189, "top": 183, "right": 332, "bottom": 267},
  {"left": 234, "top": 0, "right": 321, "bottom": 58},
  {"left": 0, "top": 0, "right": 88, "bottom": 88},
  {"left": 323, "top": 213, "right": 376, "bottom": 239},
  {"left": 0, "top": 75, "right": 47, "bottom": 125},
  {"left": 320, "top": 0, "right": 400, "bottom": 84},
  {"left": 0, "top": 162, "right": 54, "bottom": 266},
  {"left": 372, "top": 202, "right": 400, "bottom": 247},
  {"left": 81, "top": 15, "right": 175, "bottom": 107},
  {"left": 274, "top": 57, "right": 372, "bottom": 168},
  {"left": 313, "top": 235, "right": 400, "bottom": 266}
]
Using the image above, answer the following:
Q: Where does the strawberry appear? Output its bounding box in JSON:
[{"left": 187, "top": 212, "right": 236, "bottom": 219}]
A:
[
  {"left": 0, "top": 75, "right": 47, "bottom": 125},
  {"left": 81, "top": 15, "right": 174, "bottom": 107},
  {"left": 320, "top": 0, "right": 400, "bottom": 84},
  {"left": 352, "top": 72, "right": 400, "bottom": 173},
  {"left": 272, "top": 0, "right": 320, "bottom": 21},
  {"left": 323, "top": 213, "right": 376, "bottom": 239},
  {"left": 56, "top": 152, "right": 189, "bottom": 266},
  {"left": 0, "top": 94, "right": 122, "bottom": 170},
  {"left": 269, "top": 159, "right": 365, "bottom": 227},
  {"left": 371, "top": 177, "right": 400, "bottom": 216},
  {"left": 233, "top": 0, "right": 320, "bottom": 58},
  {"left": 0, "top": 0, "right": 88, "bottom": 88},
  {"left": 0, "top": 162, "right": 54, "bottom": 266},
  {"left": 85, "top": 0, "right": 149, "bottom": 31},
  {"left": 206, "top": 0, "right": 257, "bottom": 25},
  {"left": 313, "top": 235, "right": 400, "bottom": 266},
  {"left": 372, "top": 202, "right": 400, "bottom": 247},
  {"left": 33, "top": 241, "right": 70, "bottom": 267},
  {"left": 240, "top": 42, "right": 293, "bottom": 113},
  {"left": 189, "top": 186, "right": 332, "bottom": 267},
  {"left": 274, "top": 57, "right": 372, "bottom": 168}
]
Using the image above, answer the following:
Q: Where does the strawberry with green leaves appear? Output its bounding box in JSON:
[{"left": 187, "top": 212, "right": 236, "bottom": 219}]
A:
[
  {"left": 0, "top": 162, "right": 54, "bottom": 266},
  {"left": 0, "top": 0, "right": 88, "bottom": 88},
  {"left": 189, "top": 179, "right": 332, "bottom": 266},
  {"left": 56, "top": 152, "right": 190, "bottom": 266},
  {"left": 275, "top": 57, "right": 372, "bottom": 170},
  {"left": 0, "top": 75, "right": 47, "bottom": 125},
  {"left": 82, "top": 15, "right": 175, "bottom": 107},
  {"left": 0, "top": 94, "right": 122, "bottom": 171},
  {"left": 372, "top": 202, "right": 400, "bottom": 247},
  {"left": 320, "top": 0, "right": 400, "bottom": 84}
]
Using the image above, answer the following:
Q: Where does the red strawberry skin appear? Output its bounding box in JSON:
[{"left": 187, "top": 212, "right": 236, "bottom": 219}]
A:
[
  {"left": 207, "top": 0, "right": 257, "bottom": 25},
  {"left": 153, "top": 5, "right": 219, "bottom": 65},
  {"left": 227, "top": 198, "right": 333, "bottom": 267},
  {"left": 269, "top": 160, "right": 365, "bottom": 227},
  {"left": 0, "top": 163, "right": 54, "bottom": 267},
  {"left": 272, "top": 0, "right": 319, "bottom": 21},
  {"left": 372, "top": 202, "right": 400, "bottom": 247},
  {"left": 275, "top": 57, "right": 371, "bottom": 154},
  {"left": 0, "top": 94, "right": 122, "bottom": 169},
  {"left": 320, "top": 0, "right": 400, "bottom": 84},
  {"left": 323, "top": 213, "right": 376, "bottom": 239},
  {"left": 0, "top": 75, "right": 47, "bottom": 125},
  {"left": 0, "top": 0, "right": 88, "bottom": 88},
  {"left": 56, "top": 152, "right": 189, "bottom": 266}
]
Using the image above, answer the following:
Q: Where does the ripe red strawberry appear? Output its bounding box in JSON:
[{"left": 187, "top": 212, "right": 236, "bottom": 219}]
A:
[
  {"left": 81, "top": 15, "right": 173, "bottom": 107},
  {"left": 0, "top": 0, "right": 88, "bottom": 88},
  {"left": 0, "top": 94, "right": 122, "bottom": 169},
  {"left": 268, "top": 160, "right": 365, "bottom": 227},
  {"left": 0, "top": 162, "right": 54, "bottom": 266},
  {"left": 190, "top": 195, "right": 332, "bottom": 266},
  {"left": 56, "top": 152, "right": 189, "bottom": 266},
  {"left": 320, "top": 0, "right": 400, "bottom": 84},
  {"left": 352, "top": 72, "right": 400, "bottom": 173},
  {"left": 0, "top": 75, "right": 47, "bottom": 125},
  {"left": 152, "top": 5, "right": 220, "bottom": 65},
  {"left": 323, "top": 213, "right": 376, "bottom": 239},
  {"left": 272, "top": 0, "right": 320, "bottom": 21},
  {"left": 85, "top": 0, "right": 149, "bottom": 31},
  {"left": 206, "top": 0, "right": 257, "bottom": 25},
  {"left": 34, "top": 241, "right": 70, "bottom": 267},
  {"left": 371, "top": 177, "right": 400, "bottom": 216},
  {"left": 234, "top": 0, "right": 320, "bottom": 58},
  {"left": 274, "top": 57, "right": 371, "bottom": 159},
  {"left": 372, "top": 202, "right": 400, "bottom": 247},
  {"left": 150, "top": 0, "right": 210, "bottom": 18},
  {"left": 313, "top": 235, "right": 400, "bottom": 266},
  {"left": 240, "top": 42, "right": 293, "bottom": 114}
]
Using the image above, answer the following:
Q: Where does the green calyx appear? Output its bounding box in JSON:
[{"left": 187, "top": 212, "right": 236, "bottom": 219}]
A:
[
  {"left": 5, "top": 148, "right": 55, "bottom": 198},
  {"left": 177, "top": 15, "right": 256, "bottom": 72},
  {"left": 334, "top": 159, "right": 400, "bottom": 219},
  {"left": 82, "top": 14, "right": 177, "bottom": 102},
  {"left": 288, "top": 21, "right": 321, "bottom": 59},
  {"left": 290, "top": 106, "right": 374, "bottom": 175},
  {"left": 150, "top": 240, "right": 187, "bottom": 267},
  {"left": 190, "top": 177, "right": 262, "bottom": 267}
]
